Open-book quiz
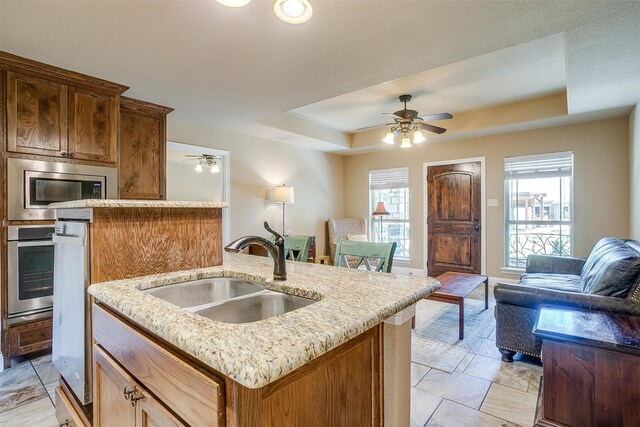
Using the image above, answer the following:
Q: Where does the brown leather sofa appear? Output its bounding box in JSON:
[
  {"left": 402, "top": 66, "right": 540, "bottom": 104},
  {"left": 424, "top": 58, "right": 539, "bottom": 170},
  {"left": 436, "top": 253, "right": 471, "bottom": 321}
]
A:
[{"left": 494, "top": 237, "right": 640, "bottom": 362}]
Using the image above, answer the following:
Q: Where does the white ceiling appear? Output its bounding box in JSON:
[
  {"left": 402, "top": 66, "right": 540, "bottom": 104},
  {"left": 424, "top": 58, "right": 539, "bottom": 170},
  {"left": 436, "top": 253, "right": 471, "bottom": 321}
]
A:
[
  {"left": 291, "top": 34, "right": 567, "bottom": 132},
  {"left": 1, "top": 1, "right": 639, "bottom": 152}
]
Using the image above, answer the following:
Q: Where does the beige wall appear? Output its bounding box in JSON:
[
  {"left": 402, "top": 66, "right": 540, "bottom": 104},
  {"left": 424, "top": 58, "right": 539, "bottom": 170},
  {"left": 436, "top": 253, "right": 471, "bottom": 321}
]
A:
[
  {"left": 631, "top": 104, "right": 640, "bottom": 240},
  {"left": 168, "top": 118, "right": 344, "bottom": 254},
  {"left": 166, "top": 154, "right": 223, "bottom": 202},
  {"left": 344, "top": 118, "right": 630, "bottom": 279}
]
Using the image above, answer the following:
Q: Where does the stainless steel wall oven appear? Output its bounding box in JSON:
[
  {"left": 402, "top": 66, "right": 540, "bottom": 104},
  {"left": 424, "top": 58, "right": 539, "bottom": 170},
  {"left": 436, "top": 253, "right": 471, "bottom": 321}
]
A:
[{"left": 7, "top": 225, "right": 55, "bottom": 318}]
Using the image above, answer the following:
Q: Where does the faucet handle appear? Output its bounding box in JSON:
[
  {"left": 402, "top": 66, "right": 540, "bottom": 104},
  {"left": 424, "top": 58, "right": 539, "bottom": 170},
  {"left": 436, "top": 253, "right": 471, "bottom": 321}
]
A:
[{"left": 264, "top": 221, "right": 284, "bottom": 243}]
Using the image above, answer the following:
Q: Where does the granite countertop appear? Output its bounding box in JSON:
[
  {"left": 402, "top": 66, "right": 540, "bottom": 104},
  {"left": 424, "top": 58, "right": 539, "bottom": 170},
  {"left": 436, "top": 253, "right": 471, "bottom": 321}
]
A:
[
  {"left": 49, "top": 199, "right": 229, "bottom": 209},
  {"left": 88, "top": 253, "right": 439, "bottom": 389}
]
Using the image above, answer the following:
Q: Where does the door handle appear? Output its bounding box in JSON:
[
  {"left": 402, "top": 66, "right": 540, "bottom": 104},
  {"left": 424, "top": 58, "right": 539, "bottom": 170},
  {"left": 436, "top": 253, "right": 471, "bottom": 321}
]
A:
[{"left": 474, "top": 225, "right": 480, "bottom": 231}]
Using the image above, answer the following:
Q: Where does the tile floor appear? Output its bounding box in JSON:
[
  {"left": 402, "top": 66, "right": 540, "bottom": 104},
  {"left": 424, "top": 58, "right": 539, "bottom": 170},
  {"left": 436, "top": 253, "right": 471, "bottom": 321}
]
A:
[
  {"left": 0, "top": 352, "right": 59, "bottom": 427},
  {"left": 410, "top": 284, "right": 541, "bottom": 427},
  {"left": 0, "top": 284, "right": 540, "bottom": 427}
]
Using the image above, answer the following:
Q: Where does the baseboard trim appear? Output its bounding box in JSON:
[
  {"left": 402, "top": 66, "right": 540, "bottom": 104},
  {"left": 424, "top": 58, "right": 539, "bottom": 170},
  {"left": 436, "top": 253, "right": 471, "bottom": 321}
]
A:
[{"left": 391, "top": 266, "right": 426, "bottom": 276}]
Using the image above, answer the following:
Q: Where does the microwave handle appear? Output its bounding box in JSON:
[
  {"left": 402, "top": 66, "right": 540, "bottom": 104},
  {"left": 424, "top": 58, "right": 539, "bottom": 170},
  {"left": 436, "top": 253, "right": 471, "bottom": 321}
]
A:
[{"left": 52, "top": 235, "right": 85, "bottom": 247}]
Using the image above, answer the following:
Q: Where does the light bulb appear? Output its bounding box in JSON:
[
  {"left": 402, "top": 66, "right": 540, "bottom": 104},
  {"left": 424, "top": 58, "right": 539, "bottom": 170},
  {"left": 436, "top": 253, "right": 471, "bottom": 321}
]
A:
[
  {"left": 413, "top": 130, "right": 426, "bottom": 143},
  {"left": 195, "top": 163, "right": 203, "bottom": 172},
  {"left": 383, "top": 132, "right": 395, "bottom": 145},
  {"left": 400, "top": 137, "right": 411, "bottom": 148},
  {"left": 282, "top": 0, "right": 304, "bottom": 17},
  {"left": 274, "top": 0, "right": 313, "bottom": 24},
  {"left": 216, "top": 0, "right": 252, "bottom": 7},
  {"left": 210, "top": 164, "right": 220, "bottom": 173}
]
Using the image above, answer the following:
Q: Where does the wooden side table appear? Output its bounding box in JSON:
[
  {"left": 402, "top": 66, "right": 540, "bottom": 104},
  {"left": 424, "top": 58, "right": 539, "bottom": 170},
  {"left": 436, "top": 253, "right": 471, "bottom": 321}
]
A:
[{"left": 533, "top": 305, "right": 640, "bottom": 427}]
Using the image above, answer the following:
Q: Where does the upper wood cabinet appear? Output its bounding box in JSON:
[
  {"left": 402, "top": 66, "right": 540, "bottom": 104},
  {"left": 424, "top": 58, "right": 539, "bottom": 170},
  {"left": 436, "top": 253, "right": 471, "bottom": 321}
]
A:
[
  {"left": 118, "top": 97, "right": 173, "bottom": 200},
  {"left": 1, "top": 51, "right": 128, "bottom": 164},
  {"left": 6, "top": 70, "right": 68, "bottom": 157},
  {"left": 68, "top": 87, "right": 118, "bottom": 162}
]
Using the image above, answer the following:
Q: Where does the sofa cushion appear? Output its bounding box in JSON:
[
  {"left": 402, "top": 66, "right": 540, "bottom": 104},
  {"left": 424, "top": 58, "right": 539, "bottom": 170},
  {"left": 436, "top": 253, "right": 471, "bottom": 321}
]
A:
[
  {"left": 519, "top": 273, "right": 583, "bottom": 293},
  {"left": 581, "top": 238, "right": 640, "bottom": 297}
]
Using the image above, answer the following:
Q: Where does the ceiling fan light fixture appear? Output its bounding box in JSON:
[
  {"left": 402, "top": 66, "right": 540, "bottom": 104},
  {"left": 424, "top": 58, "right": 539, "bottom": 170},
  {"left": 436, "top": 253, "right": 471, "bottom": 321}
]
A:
[
  {"left": 383, "top": 131, "right": 395, "bottom": 145},
  {"left": 210, "top": 163, "right": 221, "bottom": 173},
  {"left": 400, "top": 136, "right": 411, "bottom": 148},
  {"left": 216, "top": 0, "right": 252, "bottom": 7},
  {"left": 413, "top": 130, "right": 426, "bottom": 144},
  {"left": 195, "top": 163, "right": 203, "bottom": 172},
  {"left": 274, "top": 0, "right": 313, "bottom": 24}
]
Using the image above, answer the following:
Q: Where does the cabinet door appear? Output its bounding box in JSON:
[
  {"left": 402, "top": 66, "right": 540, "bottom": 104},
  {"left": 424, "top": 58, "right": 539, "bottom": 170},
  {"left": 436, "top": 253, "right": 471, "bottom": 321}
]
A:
[
  {"left": 119, "top": 110, "right": 165, "bottom": 199},
  {"left": 93, "top": 345, "right": 137, "bottom": 427},
  {"left": 6, "top": 70, "right": 68, "bottom": 156},
  {"left": 136, "top": 394, "right": 187, "bottom": 427},
  {"left": 68, "top": 87, "right": 118, "bottom": 162}
]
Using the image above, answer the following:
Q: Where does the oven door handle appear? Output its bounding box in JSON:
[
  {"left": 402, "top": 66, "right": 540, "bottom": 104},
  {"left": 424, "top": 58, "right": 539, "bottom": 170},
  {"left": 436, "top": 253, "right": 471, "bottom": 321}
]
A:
[
  {"left": 12, "top": 240, "right": 54, "bottom": 247},
  {"left": 52, "top": 235, "right": 85, "bottom": 247}
]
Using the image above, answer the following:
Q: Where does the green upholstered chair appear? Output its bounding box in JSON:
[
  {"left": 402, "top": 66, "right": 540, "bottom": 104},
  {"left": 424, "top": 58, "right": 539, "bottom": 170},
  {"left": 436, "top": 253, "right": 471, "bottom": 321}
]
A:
[
  {"left": 281, "top": 235, "right": 313, "bottom": 262},
  {"left": 333, "top": 241, "right": 397, "bottom": 273}
]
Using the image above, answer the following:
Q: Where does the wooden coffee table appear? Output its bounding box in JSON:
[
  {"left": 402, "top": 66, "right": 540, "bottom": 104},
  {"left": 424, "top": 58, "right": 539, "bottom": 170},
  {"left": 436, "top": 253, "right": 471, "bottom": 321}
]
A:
[{"left": 414, "top": 272, "right": 489, "bottom": 339}]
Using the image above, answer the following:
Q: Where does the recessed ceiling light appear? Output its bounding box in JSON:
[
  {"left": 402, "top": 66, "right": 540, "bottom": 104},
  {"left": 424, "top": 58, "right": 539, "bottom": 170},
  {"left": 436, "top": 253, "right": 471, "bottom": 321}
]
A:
[
  {"left": 274, "top": 0, "right": 313, "bottom": 24},
  {"left": 216, "top": 0, "right": 252, "bottom": 7}
]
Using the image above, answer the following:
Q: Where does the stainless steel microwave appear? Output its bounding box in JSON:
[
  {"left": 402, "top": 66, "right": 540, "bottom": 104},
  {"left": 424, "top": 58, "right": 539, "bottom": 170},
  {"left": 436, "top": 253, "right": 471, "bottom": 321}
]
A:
[{"left": 7, "top": 158, "right": 118, "bottom": 220}]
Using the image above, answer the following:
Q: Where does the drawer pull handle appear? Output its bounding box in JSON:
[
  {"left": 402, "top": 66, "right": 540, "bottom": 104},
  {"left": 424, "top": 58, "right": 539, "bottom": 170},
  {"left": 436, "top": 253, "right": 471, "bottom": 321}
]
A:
[
  {"left": 123, "top": 386, "right": 143, "bottom": 406},
  {"left": 60, "top": 420, "right": 70, "bottom": 427}
]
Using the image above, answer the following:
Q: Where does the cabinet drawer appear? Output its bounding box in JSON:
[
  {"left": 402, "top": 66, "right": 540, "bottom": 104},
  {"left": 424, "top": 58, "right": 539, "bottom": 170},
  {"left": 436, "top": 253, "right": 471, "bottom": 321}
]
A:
[
  {"left": 92, "top": 304, "right": 224, "bottom": 427},
  {"left": 8, "top": 318, "right": 52, "bottom": 356},
  {"left": 55, "top": 386, "right": 89, "bottom": 427}
]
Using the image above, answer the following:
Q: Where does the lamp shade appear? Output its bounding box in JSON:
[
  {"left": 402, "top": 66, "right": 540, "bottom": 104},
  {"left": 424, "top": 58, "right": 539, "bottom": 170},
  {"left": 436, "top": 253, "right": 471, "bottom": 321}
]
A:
[
  {"left": 372, "top": 201, "right": 390, "bottom": 216},
  {"left": 273, "top": 185, "right": 294, "bottom": 204}
]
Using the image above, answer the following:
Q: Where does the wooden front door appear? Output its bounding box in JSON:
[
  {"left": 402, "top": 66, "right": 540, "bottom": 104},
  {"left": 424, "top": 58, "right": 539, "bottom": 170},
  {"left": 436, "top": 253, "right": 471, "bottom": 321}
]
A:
[{"left": 427, "top": 162, "right": 481, "bottom": 276}]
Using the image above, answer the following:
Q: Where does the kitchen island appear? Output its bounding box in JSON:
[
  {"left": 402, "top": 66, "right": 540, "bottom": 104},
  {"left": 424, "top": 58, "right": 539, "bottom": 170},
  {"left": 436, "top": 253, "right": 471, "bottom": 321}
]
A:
[{"left": 86, "top": 252, "right": 439, "bottom": 427}]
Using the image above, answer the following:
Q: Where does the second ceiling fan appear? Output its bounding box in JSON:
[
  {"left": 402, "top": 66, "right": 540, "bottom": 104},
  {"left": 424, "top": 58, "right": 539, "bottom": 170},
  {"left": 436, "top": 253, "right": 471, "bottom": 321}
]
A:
[{"left": 382, "top": 94, "right": 453, "bottom": 148}]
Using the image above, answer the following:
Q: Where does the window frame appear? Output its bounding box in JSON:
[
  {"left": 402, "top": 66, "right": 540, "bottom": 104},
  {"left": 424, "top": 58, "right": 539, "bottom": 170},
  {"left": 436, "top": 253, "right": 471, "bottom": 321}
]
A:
[
  {"left": 368, "top": 167, "right": 411, "bottom": 263},
  {"left": 503, "top": 151, "right": 574, "bottom": 270}
]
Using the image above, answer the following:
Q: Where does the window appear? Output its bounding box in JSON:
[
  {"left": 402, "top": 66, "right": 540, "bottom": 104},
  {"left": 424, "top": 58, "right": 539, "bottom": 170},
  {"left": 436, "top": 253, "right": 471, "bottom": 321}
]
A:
[
  {"left": 504, "top": 152, "right": 573, "bottom": 269},
  {"left": 369, "top": 168, "right": 410, "bottom": 261}
]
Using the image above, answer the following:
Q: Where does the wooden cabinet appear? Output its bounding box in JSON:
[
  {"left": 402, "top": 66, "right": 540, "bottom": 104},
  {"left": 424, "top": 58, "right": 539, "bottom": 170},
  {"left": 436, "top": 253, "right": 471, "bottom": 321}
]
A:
[
  {"left": 6, "top": 70, "right": 68, "bottom": 156},
  {"left": 8, "top": 317, "right": 53, "bottom": 356},
  {"left": 68, "top": 86, "right": 118, "bottom": 162},
  {"left": 118, "top": 97, "right": 173, "bottom": 199},
  {"left": 93, "top": 302, "right": 382, "bottom": 427},
  {"left": 94, "top": 344, "right": 186, "bottom": 427},
  {"left": 533, "top": 306, "right": 640, "bottom": 427},
  {"left": 1, "top": 51, "right": 128, "bottom": 163},
  {"left": 55, "top": 385, "right": 90, "bottom": 427}
]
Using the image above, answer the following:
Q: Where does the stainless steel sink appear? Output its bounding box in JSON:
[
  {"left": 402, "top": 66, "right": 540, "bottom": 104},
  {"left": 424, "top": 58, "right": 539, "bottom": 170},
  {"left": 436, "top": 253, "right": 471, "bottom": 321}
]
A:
[
  {"left": 144, "top": 277, "right": 265, "bottom": 309},
  {"left": 194, "top": 291, "right": 316, "bottom": 323}
]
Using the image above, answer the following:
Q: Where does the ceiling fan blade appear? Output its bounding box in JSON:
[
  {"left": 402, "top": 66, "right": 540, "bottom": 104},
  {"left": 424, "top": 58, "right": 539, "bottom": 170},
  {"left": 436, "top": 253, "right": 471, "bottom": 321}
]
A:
[
  {"left": 356, "top": 123, "right": 387, "bottom": 131},
  {"left": 183, "top": 154, "right": 202, "bottom": 157},
  {"left": 420, "top": 112, "right": 453, "bottom": 121},
  {"left": 420, "top": 123, "right": 447, "bottom": 134}
]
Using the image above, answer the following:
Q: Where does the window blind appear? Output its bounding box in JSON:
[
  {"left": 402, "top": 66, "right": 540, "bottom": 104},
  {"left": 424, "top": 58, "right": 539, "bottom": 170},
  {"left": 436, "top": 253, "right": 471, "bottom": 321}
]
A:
[
  {"left": 369, "top": 167, "right": 409, "bottom": 190},
  {"left": 504, "top": 152, "right": 573, "bottom": 180}
]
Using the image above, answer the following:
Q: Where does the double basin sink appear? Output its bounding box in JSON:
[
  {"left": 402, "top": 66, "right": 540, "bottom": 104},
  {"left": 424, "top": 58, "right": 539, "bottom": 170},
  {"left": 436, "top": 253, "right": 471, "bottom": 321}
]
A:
[{"left": 144, "top": 277, "right": 316, "bottom": 323}]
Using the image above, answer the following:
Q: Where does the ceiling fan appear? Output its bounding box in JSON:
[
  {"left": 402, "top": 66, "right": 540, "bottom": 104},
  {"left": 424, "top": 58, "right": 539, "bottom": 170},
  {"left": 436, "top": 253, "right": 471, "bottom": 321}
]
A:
[
  {"left": 183, "top": 154, "right": 221, "bottom": 173},
  {"left": 380, "top": 94, "right": 453, "bottom": 148}
]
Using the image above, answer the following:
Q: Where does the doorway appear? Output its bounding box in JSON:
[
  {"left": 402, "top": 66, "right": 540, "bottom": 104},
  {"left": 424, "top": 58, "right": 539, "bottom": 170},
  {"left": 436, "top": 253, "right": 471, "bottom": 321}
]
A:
[
  {"left": 166, "top": 141, "right": 230, "bottom": 244},
  {"left": 424, "top": 158, "right": 486, "bottom": 277}
]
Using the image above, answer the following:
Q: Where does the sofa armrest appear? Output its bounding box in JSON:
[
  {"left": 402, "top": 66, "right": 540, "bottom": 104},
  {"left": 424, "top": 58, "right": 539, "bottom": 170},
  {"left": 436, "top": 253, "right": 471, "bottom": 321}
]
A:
[
  {"left": 494, "top": 282, "right": 640, "bottom": 316},
  {"left": 526, "top": 255, "right": 586, "bottom": 275}
]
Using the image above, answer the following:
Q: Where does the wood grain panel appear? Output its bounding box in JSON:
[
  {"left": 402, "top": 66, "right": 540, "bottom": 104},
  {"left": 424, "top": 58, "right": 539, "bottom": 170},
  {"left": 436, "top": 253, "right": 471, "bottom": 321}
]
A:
[
  {"left": 542, "top": 340, "right": 640, "bottom": 426},
  {"left": 90, "top": 207, "right": 222, "bottom": 282},
  {"left": 119, "top": 97, "right": 172, "bottom": 200},
  {"left": 68, "top": 86, "right": 118, "bottom": 162},
  {"left": 226, "top": 326, "right": 381, "bottom": 427},
  {"left": 93, "top": 305, "right": 224, "bottom": 427},
  {"left": 8, "top": 317, "right": 53, "bottom": 355},
  {"left": 93, "top": 344, "right": 138, "bottom": 427},
  {"left": 55, "top": 385, "right": 90, "bottom": 427},
  {"left": 433, "top": 234, "right": 471, "bottom": 267},
  {"left": 427, "top": 162, "right": 481, "bottom": 276},
  {"left": 434, "top": 172, "right": 472, "bottom": 221},
  {"left": 6, "top": 70, "right": 68, "bottom": 156}
]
